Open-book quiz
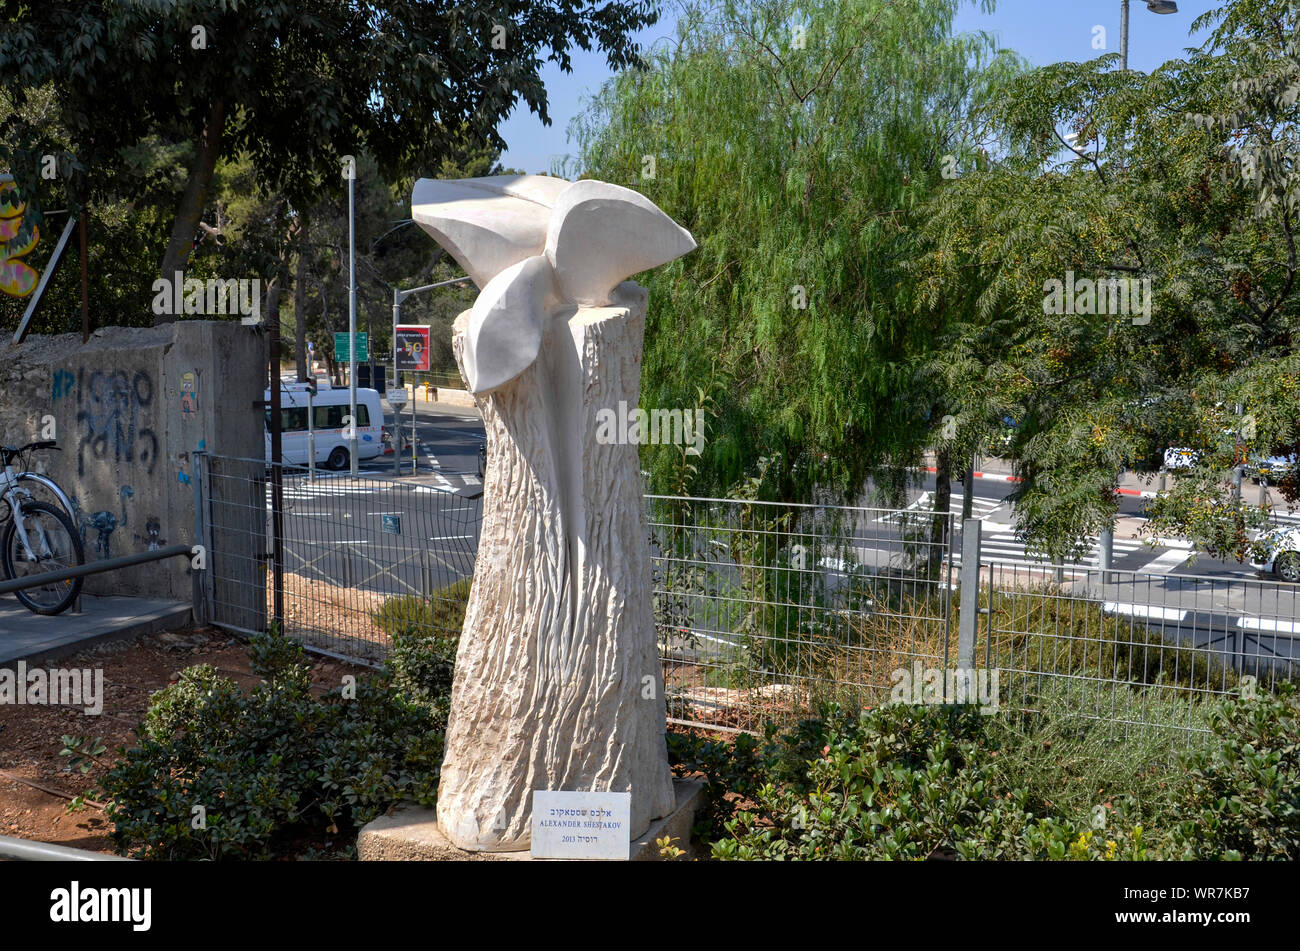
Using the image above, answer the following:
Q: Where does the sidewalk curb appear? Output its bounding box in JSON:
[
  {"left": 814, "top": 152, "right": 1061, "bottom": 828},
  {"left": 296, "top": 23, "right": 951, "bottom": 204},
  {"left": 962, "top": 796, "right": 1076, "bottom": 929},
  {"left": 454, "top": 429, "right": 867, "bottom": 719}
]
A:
[
  {"left": 914, "top": 466, "right": 1158, "bottom": 499},
  {"left": 0, "top": 601, "right": 193, "bottom": 668}
]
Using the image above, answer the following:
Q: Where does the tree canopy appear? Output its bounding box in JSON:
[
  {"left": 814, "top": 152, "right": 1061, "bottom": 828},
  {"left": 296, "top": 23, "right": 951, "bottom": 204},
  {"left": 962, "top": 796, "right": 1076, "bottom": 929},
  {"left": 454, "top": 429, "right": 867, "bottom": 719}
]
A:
[{"left": 1, "top": 0, "right": 661, "bottom": 322}]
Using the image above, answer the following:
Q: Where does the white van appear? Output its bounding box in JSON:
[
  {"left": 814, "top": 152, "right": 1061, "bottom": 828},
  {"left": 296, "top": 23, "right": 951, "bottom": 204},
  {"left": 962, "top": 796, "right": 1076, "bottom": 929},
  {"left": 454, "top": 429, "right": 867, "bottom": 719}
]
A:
[{"left": 263, "top": 382, "right": 388, "bottom": 469}]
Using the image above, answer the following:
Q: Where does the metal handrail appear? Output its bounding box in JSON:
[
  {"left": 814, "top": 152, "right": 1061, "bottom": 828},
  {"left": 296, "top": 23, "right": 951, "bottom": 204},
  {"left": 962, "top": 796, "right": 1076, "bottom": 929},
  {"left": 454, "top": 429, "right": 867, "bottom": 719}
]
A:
[
  {"left": 0, "top": 544, "right": 192, "bottom": 596},
  {"left": 0, "top": 833, "right": 133, "bottom": 861}
]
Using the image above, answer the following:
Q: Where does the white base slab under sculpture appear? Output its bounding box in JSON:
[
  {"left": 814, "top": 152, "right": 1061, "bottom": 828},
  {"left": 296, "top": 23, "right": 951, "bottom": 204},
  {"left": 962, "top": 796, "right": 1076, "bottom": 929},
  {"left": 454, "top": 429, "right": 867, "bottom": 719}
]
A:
[{"left": 436, "top": 285, "right": 675, "bottom": 851}]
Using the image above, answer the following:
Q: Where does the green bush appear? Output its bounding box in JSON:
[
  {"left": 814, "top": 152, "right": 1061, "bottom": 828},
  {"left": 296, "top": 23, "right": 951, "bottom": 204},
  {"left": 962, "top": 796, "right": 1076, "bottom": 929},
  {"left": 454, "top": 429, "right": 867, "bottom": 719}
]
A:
[
  {"left": 373, "top": 578, "right": 471, "bottom": 640},
  {"left": 141, "top": 665, "right": 240, "bottom": 743},
  {"left": 683, "top": 702, "right": 1151, "bottom": 860},
  {"left": 98, "top": 628, "right": 447, "bottom": 860},
  {"left": 1164, "top": 682, "right": 1300, "bottom": 860},
  {"left": 375, "top": 580, "right": 469, "bottom": 725},
  {"left": 677, "top": 683, "right": 1300, "bottom": 860},
  {"left": 982, "top": 678, "right": 1203, "bottom": 823}
]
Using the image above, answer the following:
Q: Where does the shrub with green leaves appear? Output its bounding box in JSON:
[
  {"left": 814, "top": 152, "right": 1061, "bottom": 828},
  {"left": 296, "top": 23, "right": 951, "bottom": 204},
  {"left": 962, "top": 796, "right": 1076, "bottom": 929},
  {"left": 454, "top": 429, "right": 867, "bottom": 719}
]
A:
[
  {"left": 689, "top": 703, "right": 1154, "bottom": 861},
  {"left": 1164, "top": 682, "right": 1300, "bottom": 860},
  {"left": 376, "top": 581, "right": 468, "bottom": 725},
  {"left": 373, "top": 578, "right": 471, "bottom": 641},
  {"left": 98, "top": 628, "right": 447, "bottom": 860},
  {"left": 679, "top": 682, "right": 1300, "bottom": 860}
]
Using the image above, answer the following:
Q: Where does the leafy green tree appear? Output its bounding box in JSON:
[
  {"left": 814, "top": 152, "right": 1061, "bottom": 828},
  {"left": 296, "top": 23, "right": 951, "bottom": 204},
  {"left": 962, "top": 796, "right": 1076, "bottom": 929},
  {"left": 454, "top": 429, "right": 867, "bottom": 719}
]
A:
[
  {"left": 912, "top": 0, "right": 1299, "bottom": 560},
  {"left": 1, "top": 0, "right": 661, "bottom": 324}
]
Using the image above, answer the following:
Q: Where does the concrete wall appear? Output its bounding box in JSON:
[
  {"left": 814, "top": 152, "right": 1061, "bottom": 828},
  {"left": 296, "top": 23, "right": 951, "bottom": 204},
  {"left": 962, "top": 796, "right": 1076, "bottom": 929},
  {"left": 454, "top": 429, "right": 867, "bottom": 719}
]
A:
[{"left": 3, "top": 322, "right": 265, "bottom": 601}]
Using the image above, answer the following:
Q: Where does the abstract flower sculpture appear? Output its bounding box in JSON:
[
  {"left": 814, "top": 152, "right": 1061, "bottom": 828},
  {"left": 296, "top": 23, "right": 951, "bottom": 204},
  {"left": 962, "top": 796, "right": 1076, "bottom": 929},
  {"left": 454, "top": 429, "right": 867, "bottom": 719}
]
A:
[{"left": 411, "top": 175, "right": 695, "bottom": 851}]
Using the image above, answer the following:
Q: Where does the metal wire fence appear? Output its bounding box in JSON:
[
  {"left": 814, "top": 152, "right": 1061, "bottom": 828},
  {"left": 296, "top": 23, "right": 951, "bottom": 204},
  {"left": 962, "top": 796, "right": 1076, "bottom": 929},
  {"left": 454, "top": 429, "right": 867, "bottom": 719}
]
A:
[
  {"left": 196, "top": 455, "right": 1298, "bottom": 745},
  {"left": 198, "top": 454, "right": 480, "bottom": 665},
  {"left": 979, "top": 560, "right": 1300, "bottom": 747},
  {"left": 645, "top": 494, "right": 956, "bottom": 733}
]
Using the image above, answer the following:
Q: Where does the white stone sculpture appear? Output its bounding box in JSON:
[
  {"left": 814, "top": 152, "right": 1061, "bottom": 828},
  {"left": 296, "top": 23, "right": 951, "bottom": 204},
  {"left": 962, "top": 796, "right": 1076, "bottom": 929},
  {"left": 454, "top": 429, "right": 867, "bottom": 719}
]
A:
[{"left": 411, "top": 175, "right": 696, "bottom": 851}]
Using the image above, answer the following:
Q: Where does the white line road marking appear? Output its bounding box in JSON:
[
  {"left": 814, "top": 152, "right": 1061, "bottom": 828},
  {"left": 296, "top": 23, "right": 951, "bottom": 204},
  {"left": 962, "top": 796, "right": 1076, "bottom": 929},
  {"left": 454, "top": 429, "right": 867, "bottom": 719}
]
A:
[
  {"left": 1139, "top": 549, "right": 1192, "bottom": 574},
  {"left": 428, "top": 535, "right": 476, "bottom": 541},
  {"left": 1237, "top": 617, "right": 1300, "bottom": 635},
  {"left": 1144, "top": 537, "right": 1194, "bottom": 550},
  {"left": 1103, "top": 602, "right": 1189, "bottom": 622}
]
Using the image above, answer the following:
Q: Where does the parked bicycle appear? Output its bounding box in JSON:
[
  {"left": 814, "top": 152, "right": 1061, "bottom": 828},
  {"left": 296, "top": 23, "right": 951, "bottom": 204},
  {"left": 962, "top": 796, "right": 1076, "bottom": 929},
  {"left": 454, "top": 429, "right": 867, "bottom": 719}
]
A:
[{"left": 0, "top": 441, "right": 85, "bottom": 615}]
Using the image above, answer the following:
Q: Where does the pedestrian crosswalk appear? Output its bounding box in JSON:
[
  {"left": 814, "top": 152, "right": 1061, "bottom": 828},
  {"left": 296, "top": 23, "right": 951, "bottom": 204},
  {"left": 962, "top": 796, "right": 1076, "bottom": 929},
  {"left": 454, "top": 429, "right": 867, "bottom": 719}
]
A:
[
  {"left": 950, "top": 530, "right": 1149, "bottom": 574},
  {"left": 263, "top": 471, "right": 482, "bottom": 507},
  {"left": 877, "top": 493, "right": 1009, "bottom": 529}
]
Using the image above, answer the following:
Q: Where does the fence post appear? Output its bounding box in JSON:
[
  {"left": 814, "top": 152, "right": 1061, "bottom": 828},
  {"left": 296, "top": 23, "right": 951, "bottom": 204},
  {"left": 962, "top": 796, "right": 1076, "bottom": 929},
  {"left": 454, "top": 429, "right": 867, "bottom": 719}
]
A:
[
  {"left": 1099, "top": 525, "right": 1113, "bottom": 586},
  {"left": 957, "top": 518, "right": 982, "bottom": 673},
  {"left": 192, "top": 451, "right": 206, "bottom": 626}
]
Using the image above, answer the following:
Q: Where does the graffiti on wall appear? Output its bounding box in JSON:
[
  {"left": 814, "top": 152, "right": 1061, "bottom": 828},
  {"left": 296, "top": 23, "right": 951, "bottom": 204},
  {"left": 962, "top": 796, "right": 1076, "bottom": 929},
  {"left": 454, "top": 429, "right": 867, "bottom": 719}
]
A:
[
  {"left": 71, "top": 485, "right": 134, "bottom": 560},
  {"left": 0, "top": 179, "right": 39, "bottom": 298},
  {"left": 180, "top": 371, "right": 198, "bottom": 417},
  {"left": 56, "top": 368, "right": 159, "bottom": 477},
  {"left": 135, "top": 516, "right": 165, "bottom": 551}
]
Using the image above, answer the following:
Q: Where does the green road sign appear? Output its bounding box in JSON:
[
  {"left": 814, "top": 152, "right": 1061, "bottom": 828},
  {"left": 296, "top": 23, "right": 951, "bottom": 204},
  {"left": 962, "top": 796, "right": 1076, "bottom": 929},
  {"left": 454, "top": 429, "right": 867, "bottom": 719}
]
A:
[{"left": 333, "top": 331, "right": 369, "bottom": 362}]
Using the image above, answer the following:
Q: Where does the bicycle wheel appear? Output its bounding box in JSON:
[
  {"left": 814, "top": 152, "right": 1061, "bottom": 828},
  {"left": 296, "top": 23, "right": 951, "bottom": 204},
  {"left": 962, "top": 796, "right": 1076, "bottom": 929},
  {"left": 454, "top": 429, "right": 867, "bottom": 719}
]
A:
[{"left": 2, "top": 500, "right": 85, "bottom": 615}]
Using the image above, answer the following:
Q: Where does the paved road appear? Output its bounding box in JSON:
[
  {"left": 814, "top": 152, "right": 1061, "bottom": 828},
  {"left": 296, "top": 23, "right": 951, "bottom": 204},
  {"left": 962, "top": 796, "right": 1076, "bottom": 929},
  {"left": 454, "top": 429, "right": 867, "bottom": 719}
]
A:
[{"left": 269, "top": 402, "right": 487, "bottom": 599}]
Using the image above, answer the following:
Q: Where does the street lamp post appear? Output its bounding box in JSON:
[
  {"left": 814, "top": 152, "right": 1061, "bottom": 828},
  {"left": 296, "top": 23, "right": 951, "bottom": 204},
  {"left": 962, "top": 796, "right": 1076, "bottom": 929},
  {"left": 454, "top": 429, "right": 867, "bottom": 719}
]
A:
[
  {"left": 1100, "top": 0, "right": 1177, "bottom": 578},
  {"left": 1121, "top": 0, "right": 1179, "bottom": 72},
  {"left": 348, "top": 166, "right": 359, "bottom": 477}
]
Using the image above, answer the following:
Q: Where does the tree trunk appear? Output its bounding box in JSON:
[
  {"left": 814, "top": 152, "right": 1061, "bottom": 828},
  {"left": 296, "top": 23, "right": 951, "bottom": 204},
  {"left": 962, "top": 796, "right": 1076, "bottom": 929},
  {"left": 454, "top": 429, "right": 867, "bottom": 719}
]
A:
[
  {"left": 437, "top": 284, "right": 675, "bottom": 852},
  {"left": 155, "top": 97, "right": 228, "bottom": 323},
  {"left": 262, "top": 277, "right": 283, "bottom": 380},
  {"left": 962, "top": 451, "right": 976, "bottom": 523},
  {"left": 929, "top": 445, "right": 952, "bottom": 577}
]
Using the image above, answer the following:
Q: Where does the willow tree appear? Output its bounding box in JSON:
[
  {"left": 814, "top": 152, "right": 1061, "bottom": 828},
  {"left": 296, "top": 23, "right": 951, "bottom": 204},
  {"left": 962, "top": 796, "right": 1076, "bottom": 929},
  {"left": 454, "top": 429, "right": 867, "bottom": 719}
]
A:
[{"left": 572, "top": 0, "right": 1014, "bottom": 508}]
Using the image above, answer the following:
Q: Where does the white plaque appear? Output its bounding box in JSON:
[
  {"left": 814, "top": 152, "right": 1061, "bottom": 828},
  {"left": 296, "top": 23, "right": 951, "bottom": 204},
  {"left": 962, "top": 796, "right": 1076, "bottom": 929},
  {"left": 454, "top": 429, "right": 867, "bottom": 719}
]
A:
[{"left": 530, "top": 791, "right": 632, "bottom": 860}]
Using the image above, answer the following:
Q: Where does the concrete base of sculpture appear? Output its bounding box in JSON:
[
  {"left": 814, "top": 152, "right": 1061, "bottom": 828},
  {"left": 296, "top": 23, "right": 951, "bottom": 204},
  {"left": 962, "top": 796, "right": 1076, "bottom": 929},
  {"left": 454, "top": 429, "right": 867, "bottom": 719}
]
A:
[{"left": 356, "top": 779, "right": 705, "bottom": 862}]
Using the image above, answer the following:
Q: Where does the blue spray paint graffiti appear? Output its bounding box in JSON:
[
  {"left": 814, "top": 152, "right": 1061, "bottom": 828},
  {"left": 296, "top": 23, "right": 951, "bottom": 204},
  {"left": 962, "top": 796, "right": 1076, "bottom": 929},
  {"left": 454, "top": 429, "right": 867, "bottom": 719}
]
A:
[
  {"left": 74, "top": 486, "right": 134, "bottom": 560},
  {"left": 73, "top": 369, "right": 158, "bottom": 477},
  {"left": 51, "top": 369, "right": 75, "bottom": 401}
]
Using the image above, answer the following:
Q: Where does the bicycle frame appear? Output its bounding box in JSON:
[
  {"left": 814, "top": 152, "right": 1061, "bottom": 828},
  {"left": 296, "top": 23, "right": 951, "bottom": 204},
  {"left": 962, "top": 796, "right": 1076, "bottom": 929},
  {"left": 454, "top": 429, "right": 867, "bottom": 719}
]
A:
[
  {"left": 0, "top": 466, "right": 44, "bottom": 562},
  {"left": 15, "top": 471, "right": 76, "bottom": 523}
]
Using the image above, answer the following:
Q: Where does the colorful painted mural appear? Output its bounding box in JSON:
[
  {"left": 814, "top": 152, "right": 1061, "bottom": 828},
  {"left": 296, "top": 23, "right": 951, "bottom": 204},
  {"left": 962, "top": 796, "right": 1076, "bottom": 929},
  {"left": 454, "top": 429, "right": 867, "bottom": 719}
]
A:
[{"left": 0, "top": 179, "right": 40, "bottom": 298}]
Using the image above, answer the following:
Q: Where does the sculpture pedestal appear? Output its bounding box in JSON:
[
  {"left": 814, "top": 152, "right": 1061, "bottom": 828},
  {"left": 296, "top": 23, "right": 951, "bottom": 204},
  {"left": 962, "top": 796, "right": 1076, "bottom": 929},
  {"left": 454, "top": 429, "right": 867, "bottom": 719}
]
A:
[
  {"left": 435, "top": 284, "right": 675, "bottom": 852},
  {"left": 356, "top": 779, "right": 705, "bottom": 861}
]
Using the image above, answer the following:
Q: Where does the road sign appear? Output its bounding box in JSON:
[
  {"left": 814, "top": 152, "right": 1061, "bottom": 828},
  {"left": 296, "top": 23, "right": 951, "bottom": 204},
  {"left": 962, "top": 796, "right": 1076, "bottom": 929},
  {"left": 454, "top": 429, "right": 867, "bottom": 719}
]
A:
[
  {"left": 386, "top": 385, "right": 407, "bottom": 407},
  {"left": 395, "top": 324, "right": 430, "bottom": 371},
  {"left": 381, "top": 514, "right": 401, "bottom": 535},
  {"left": 334, "top": 331, "right": 369, "bottom": 362}
]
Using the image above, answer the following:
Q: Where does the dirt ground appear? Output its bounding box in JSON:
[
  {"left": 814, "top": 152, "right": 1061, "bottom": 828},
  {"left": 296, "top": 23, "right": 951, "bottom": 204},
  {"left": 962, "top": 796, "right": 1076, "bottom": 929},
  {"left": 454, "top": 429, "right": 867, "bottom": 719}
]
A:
[{"left": 0, "top": 626, "right": 367, "bottom": 855}]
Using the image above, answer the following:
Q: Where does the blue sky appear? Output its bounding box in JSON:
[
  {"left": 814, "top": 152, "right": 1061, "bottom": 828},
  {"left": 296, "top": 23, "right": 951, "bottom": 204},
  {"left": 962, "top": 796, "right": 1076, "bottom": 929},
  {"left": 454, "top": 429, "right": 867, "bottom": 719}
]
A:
[{"left": 497, "top": 0, "right": 1226, "bottom": 175}]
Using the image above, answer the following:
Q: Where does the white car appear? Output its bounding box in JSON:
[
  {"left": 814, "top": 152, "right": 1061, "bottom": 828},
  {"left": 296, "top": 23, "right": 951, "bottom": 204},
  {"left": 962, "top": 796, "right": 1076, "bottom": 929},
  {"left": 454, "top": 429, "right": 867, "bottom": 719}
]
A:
[
  {"left": 1163, "top": 447, "right": 1201, "bottom": 470},
  {"left": 1251, "top": 526, "right": 1300, "bottom": 583}
]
